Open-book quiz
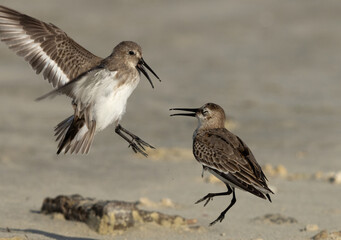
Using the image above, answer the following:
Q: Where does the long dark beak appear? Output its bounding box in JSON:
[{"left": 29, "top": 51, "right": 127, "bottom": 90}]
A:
[
  {"left": 137, "top": 58, "right": 161, "bottom": 89},
  {"left": 169, "top": 107, "right": 199, "bottom": 117}
]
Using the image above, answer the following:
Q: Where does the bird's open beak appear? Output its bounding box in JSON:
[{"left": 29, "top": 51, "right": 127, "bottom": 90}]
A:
[
  {"left": 169, "top": 107, "right": 199, "bottom": 117},
  {"left": 137, "top": 58, "right": 161, "bottom": 89}
]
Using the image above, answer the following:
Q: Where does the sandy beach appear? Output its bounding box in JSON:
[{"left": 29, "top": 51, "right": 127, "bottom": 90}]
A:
[{"left": 0, "top": 1, "right": 340, "bottom": 239}]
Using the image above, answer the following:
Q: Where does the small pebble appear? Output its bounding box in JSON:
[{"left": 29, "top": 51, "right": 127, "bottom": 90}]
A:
[
  {"left": 303, "top": 224, "right": 319, "bottom": 232},
  {"left": 329, "top": 172, "right": 341, "bottom": 184},
  {"left": 161, "top": 198, "right": 175, "bottom": 207}
]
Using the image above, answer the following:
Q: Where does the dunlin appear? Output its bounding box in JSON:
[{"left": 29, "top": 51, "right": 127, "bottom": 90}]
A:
[
  {"left": 0, "top": 6, "right": 160, "bottom": 156},
  {"left": 170, "top": 103, "right": 273, "bottom": 225}
]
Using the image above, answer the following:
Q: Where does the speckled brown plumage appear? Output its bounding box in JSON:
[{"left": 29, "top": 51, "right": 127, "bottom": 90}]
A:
[
  {"left": 0, "top": 5, "right": 160, "bottom": 155},
  {"left": 0, "top": 5, "right": 102, "bottom": 87},
  {"left": 193, "top": 128, "right": 272, "bottom": 198},
  {"left": 170, "top": 103, "right": 273, "bottom": 225}
]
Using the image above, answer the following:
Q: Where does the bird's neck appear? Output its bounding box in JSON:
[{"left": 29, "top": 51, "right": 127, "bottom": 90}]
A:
[
  {"left": 198, "top": 119, "right": 225, "bottom": 130},
  {"left": 102, "top": 55, "right": 136, "bottom": 72},
  {"left": 193, "top": 122, "right": 222, "bottom": 140}
]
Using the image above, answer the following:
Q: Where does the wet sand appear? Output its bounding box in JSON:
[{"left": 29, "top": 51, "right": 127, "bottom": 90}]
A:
[{"left": 0, "top": 1, "right": 340, "bottom": 239}]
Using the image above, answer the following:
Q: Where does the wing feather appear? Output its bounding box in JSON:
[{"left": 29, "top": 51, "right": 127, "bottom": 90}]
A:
[
  {"left": 193, "top": 128, "right": 273, "bottom": 194},
  {"left": 0, "top": 5, "right": 103, "bottom": 87}
]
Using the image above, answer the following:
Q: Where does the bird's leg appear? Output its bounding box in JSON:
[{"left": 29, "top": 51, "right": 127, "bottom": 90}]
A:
[
  {"left": 71, "top": 100, "right": 77, "bottom": 111},
  {"left": 115, "top": 125, "right": 146, "bottom": 156},
  {"left": 201, "top": 166, "right": 207, "bottom": 178},
  {"left": 115, "top": 124, "right": 154, "bottom": 157},
  {"left": 209, "top": 187, "right": 236, "bottom": 226},
  {"left": 71, "top": 100, "right": 81, "bottom": 117},
  {"left": 117, "top": 124, "right": 155, "bottom": 150},
  {"left": 195, "top": 184, "right": 233, "bottom": 207}
]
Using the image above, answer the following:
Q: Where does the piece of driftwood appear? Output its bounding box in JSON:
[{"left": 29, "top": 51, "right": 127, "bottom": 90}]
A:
[
  {"left": 312, "top": 230, "right": 341, "bottom": 240},
  {"left": 41, "top": 194, "right": 196, "bottom": 234}
]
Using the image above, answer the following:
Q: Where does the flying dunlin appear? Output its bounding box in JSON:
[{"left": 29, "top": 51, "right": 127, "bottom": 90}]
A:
[
  {"left": 170, "top": 103, "right": 273, "bottom": 225},
  {"left": 0, "top": 6, "right": 160, "bottom": 156}
]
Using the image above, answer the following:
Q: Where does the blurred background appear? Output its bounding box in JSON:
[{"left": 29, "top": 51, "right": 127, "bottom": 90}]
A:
[{"left": 0, "top": 1, "right": 340, "bottom": 240}]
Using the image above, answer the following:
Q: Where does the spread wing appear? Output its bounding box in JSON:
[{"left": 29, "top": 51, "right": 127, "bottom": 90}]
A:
[
  {"left": 0, "top": 5, "right": 103, "bottom": 88},
  {"left": 193, "top": 128, "right": 273, "bottom": 195}
]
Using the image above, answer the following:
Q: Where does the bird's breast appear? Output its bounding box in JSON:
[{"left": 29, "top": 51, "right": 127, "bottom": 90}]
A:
[{"left": 92, "top": 71, "right": 140, "bottom": 131}]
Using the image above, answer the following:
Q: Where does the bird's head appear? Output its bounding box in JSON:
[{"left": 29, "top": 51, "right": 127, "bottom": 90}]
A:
[
  {"left": 111, "top": 41, "right": 160, "bottom": 88},
  {"left": 170, "top": 103, "right": 226, "bottom": 129}
]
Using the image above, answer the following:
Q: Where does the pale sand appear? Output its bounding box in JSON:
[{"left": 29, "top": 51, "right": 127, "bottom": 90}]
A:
[{"left": 0, "top": 1, "right": 340, "bottom": 239}]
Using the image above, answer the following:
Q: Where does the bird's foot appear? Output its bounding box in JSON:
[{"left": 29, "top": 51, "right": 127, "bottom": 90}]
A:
[
  {"left": 209, "top": 212, "right": 226, "bottom": 226},
  {"left": 115, "top": 124, "right": 155, "bottom": 157},
  {"left": 128, "top": 136, "right": 155, "bottom": 157},
  {"left": 195, "top": 194, "right": 214, "bottom": 207}
]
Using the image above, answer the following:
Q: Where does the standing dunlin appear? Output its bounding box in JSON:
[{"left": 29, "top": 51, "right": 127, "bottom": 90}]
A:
[
  {"left": 0, "top": 6, "right": 160, "bottom": 156},
  {"left": 170, "top": 103, "right": 273, "bottom": 225}
]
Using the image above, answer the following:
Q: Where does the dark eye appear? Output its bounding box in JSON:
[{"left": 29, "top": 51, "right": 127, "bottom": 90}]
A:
[
  {"left": 129, "top": 50, "right": 135, "bottom": 55},
  {"left": 202, "top": 110, "right": 208, "bottom": 116}
]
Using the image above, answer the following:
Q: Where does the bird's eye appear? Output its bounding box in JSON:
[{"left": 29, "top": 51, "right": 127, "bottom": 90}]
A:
[
  {"left": 129, "top": 50, "right": 135, "bottom": 55},
  {"left": 202, "top": 110, "right": 208, "bottom": 116}
]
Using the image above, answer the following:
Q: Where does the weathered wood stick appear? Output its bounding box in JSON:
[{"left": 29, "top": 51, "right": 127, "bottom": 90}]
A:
[{"left": 41, "top": 194, "right": 196, "bottom": 234}]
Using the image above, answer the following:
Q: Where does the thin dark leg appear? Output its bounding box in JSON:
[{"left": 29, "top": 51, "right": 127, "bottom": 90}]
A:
[
  {"left": 209, "top": 187, "right": 236, "bottom": 226},
  {"left": 118, "top": 124, "right": 155, "bottom": 149},
  {"left": 201, "top": 166, "right": 209, "bottom": 178},
  {"left": 115, "top": 124, "right": 154, "bottom": 157},
  {"left": 71, "top": 100, "right": 77, "bottom": 111},
  {"left": 195, "top": 184, "right": 233, "bottom": 207}
]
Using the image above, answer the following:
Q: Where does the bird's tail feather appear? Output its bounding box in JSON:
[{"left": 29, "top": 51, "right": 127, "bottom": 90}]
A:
[
  {"left": 210, "top": 168, "right": 272, "bottom": 202},
  {"left": 54, "top": 115, "right": 96, "bottom": 154}
]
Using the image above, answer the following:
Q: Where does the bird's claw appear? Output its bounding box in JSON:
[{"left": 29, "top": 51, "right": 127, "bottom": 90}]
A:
[
  {"left": 195, "top": 195, "right": 213, "bottom": 207},
  {"left": 128, "top": 142, "right": 148, "bottom": 157},
  {"left": 134, "top": 136, "right": 155, "bottom": 149},
  {"left": 127, "top": 136, "right": 155, "bottom": 157},
  {"left": 209, "top": 213, "right": 225, "bottom": 226}
]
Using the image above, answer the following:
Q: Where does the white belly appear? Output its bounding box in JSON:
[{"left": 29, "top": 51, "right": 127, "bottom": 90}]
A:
[
  {"left": 68, "top": 69, "right": 139, "bottom": 144},
  {"left": 93, "top": 76, "right": 140, "bottom": 131}
]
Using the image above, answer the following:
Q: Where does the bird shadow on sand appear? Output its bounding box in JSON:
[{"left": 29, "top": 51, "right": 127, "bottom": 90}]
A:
[{"left": 0, "top": 228, "right": 98, "bottom": 240}]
